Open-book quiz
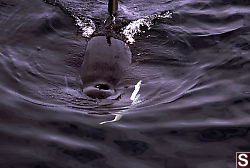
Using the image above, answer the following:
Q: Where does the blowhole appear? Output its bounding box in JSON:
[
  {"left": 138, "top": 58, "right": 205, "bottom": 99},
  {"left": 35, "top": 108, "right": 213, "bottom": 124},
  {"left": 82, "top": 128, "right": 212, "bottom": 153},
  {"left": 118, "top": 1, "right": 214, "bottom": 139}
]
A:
[{"left": 95, "top": 84, "right": 110, "bottom": 90}]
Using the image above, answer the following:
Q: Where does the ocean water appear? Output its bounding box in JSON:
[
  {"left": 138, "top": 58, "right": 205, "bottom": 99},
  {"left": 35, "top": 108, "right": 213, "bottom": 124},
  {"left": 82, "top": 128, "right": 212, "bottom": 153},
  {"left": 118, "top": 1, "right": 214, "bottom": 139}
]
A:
[{"left": 0, "top": 0, "right": 250, "bottom": 167}]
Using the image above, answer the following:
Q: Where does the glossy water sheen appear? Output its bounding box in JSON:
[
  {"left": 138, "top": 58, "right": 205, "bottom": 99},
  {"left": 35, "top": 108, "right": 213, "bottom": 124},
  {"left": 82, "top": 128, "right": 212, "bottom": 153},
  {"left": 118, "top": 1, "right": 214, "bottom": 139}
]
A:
[{"left": 0, "top": 0, "right": 250, "bottom": 168}]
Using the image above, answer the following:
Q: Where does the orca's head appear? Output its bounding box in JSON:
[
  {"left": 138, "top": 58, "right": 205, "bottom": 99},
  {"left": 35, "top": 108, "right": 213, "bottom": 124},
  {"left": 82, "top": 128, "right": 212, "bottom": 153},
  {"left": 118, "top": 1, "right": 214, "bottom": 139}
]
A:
[{"left": 80, "top": 36, "right": 131, "bottom": 99}]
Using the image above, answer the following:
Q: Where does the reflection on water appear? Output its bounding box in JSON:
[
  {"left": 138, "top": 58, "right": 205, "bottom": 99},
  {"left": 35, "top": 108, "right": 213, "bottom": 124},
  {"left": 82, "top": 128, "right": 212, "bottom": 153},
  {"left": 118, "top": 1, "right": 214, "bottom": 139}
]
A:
[{"left": 0, "top": 0, "right": 250, "bottom": 167}]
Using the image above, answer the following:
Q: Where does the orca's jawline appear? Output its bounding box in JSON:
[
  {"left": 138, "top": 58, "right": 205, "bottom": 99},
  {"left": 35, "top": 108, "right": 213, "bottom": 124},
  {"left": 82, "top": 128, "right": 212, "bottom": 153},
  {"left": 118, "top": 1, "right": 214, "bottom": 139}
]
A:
[{"left": 83, "top": 84, "right": 115, "bottom": 99}]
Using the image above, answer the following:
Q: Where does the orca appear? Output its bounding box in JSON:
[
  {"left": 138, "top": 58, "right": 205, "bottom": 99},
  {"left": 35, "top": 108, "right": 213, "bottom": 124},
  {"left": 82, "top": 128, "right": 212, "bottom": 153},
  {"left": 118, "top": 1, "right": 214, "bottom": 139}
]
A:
[{"left": 81, "top": 36, "right": 131, "bottom": 99}]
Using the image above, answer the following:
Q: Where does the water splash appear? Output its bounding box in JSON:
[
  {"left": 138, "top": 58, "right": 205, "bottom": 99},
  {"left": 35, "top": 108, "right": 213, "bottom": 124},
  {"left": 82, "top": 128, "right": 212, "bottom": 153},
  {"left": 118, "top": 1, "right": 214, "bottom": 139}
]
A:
[
  {"left": 99, "top": 80, "right": 142, "bottom": 124},
  {"left": 74, "top": 16, "right": 96, "bottom": 38},
  {"left": 99, "top": 114, "right": 123, "bottom": 125},
  {"left": 130, "top": 80, "right": 142, "bottom": 101},
  {"left": 121, "top": 11, "right": 172, "bottom": 44},
  {"left": 73, "top": 10, "right": 172, "bottom": 41}
]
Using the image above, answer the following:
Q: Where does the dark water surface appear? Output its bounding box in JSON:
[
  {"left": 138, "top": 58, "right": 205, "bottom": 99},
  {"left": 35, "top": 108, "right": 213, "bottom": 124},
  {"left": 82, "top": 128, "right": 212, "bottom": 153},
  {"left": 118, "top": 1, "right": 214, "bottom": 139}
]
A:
[{"left": 0, "top": 0, "right": 250, "bottom": 167}]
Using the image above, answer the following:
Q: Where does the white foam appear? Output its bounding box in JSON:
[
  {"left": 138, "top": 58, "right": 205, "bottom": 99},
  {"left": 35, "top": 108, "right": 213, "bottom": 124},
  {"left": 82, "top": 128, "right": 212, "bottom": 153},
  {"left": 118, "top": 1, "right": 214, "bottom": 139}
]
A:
[
  {"left": 75, "top": 16, "right": 96, "bottom": 38},
  {"left": 122, "top": 11, "right": 172, "bottom": 44},
  {"left": 73, "top": 10, "right": 171, "bottom": 41}
]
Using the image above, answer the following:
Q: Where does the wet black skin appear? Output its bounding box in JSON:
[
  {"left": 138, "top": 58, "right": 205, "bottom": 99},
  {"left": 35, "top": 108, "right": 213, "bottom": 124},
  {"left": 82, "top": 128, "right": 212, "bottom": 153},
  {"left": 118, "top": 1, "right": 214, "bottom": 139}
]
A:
[{"left": 81, "top": 36, "right": 131, "bottom": 99}]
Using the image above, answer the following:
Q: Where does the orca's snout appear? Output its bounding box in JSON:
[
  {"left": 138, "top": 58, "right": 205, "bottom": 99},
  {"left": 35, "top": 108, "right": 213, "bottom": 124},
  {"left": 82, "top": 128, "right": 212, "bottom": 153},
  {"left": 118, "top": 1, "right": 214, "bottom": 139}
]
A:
[{"left": 83, "top": 84, "right": 115, "bottom": 99}]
